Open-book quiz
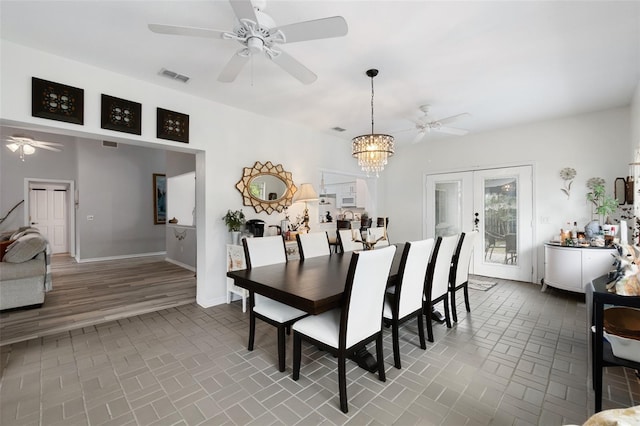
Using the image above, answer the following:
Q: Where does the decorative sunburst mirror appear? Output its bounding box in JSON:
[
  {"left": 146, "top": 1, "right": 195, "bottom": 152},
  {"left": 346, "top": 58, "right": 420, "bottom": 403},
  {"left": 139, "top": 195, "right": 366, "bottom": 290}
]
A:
[{"left": 236, "top": 161, "right": 297, "bottom": 214}]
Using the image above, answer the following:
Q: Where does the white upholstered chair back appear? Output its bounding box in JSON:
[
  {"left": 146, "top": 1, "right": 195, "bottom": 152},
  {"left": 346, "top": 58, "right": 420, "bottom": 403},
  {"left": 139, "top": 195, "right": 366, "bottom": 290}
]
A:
[
  {"left": 243, "top": 235, "right": 286, "bottom": 268},
  {"left": 430, "top": 235, "right": 458, "bottom": 300},
  {"left": 297, "top": 231, "right": 331, "bottom": 259},
  {"left": 344, "top": 245, "right": 396, "bottom": 347},
  {"left": 397, "top": 239, "right": 434, "bottom": 318},
  {"left": 367, "top": 226, "right": 390, "bottom": 248},
  {"left": 454, "top": 231, "right": 477, "bottom": 286},
  {"left": 338, "top": 229, "right": 364, "bottom": 252}
]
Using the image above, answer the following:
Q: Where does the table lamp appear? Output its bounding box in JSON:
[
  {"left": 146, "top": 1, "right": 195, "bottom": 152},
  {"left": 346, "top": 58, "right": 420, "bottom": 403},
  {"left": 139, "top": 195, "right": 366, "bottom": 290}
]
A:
[{"left": 294, "top": 183, "right": 318, "bottom": 232}]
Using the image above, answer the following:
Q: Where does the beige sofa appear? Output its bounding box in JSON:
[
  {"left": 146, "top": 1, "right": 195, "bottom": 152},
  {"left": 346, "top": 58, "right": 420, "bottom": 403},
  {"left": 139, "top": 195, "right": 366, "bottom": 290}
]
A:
[{"left": 0, "top": 230, "right": 49, "bottom": 310}]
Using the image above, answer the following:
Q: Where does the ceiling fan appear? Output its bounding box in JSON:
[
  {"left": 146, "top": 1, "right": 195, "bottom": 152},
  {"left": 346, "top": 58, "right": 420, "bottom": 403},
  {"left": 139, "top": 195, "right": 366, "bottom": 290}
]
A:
[
  {"left": 404, "top": 105, "right": 470, "bottom": 143},
  {"left": 148, "top": 0, "right": 348, "bottom": 84},
  {"left": 5, "top": 135, "right": 63, "bottom": 161}
]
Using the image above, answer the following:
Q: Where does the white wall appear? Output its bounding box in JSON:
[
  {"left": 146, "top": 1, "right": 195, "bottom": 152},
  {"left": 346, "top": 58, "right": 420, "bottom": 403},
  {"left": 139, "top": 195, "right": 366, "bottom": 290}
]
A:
[
  {"left": 382, "top": 107, "right": 631, "bottom": 283},
  {"left": 1, "top": 41, "right": 359, "bottom": 307}
]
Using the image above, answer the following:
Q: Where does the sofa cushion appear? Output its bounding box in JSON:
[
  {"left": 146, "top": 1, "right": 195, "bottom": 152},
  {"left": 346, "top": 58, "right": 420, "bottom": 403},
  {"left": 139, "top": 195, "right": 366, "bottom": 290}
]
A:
[
  {"left": 4, "top": 234, "right": 47, "bottom": 263},
  {"left": 0, "top": 240, "right": 14, "bottom": 262}
]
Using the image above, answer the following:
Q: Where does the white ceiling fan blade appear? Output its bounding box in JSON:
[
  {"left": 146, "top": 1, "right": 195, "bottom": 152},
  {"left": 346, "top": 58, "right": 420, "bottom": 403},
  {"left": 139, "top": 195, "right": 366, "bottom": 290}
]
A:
[
  {"left": 412, "top": 131, "right": 427, "bottom": 144},
  {"left": 148, "top": 24, "right": 227, "bottom": 39},
  {"left": 436, "top": 126, "right": 469, "bottom": 136},
  {"left": 273, "top": 16, "right": 348, "bottom": 44},
  {"left": 33, "top": 140, "right": 63, "bottom": 148},
  {"left": 270, "top": 51, "right": 317, "bottom": 84},
  {"left": 218, "top": 52, "right": 250, "bottom": 82},
  {"left": 436, "top": 112, "right": 470, "bottom": 125},
  {"left": 35, "top": 144, "right": 62, "bottom": 152},
  {"left": 229, "top": 0, "right": 258, "bottom": 22}
]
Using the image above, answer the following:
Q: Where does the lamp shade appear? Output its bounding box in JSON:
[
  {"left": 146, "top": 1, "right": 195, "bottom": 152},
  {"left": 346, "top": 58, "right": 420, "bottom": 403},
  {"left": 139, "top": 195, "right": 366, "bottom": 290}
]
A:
[{"left": 294, "top": 183, "right": 319, "bottom": 202}]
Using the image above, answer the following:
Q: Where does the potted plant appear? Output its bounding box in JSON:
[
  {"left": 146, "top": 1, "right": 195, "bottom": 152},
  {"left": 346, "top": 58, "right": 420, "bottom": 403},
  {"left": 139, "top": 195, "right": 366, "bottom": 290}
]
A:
[
  {"left": 586, "top": 183, "right": 618, "bottom": 244},
  {"left": 223, "top": 209, "right": 245, "bottom": 244}
]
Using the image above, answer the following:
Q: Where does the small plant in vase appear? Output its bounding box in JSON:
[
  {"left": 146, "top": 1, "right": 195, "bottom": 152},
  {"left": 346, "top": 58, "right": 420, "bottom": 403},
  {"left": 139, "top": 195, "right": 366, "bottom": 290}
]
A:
[
  {"left": 586, "top": 182, "right": 618, "bottom": 244},
  {"left": 223, "top": 209, "right": 245, "bottom": 244}
]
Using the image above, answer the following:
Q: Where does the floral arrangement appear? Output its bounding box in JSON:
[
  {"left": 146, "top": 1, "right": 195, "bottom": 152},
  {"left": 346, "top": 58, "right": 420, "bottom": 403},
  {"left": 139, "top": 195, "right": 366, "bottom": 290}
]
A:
[
  {"left": 222, "top": 209, "right": 245, "bottom": 232},
  {"left": 559, "top": 167, "right": 576, "bottom": 199}
]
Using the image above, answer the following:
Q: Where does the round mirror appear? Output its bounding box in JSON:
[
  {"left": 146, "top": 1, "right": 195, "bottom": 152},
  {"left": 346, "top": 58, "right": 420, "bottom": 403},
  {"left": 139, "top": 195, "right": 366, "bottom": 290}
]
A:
[
  {"left": 249, "top": 174, "right": 288, "bottom": 202},
  {"left": 236, "top": 161, "right": 297, "bottom": 214}
]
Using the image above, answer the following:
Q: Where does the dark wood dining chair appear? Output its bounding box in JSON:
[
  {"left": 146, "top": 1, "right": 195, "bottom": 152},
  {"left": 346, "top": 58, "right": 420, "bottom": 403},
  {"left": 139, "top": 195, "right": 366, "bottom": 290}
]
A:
[
  {"left": 296, "top": 231, "right": 331, "bottom": 259},
  {"left": 337, "top": 229, "right": 364, "bottom": 253},
  {"left": 242, "top": 235, "right": 307, "bottom": 372},
  {"left": 449, "top": 231, "right": 478, "bottom": 322},
  {"left": 292, "top": 245, "right": 397, "bottom": 413},
  {"left": 383, "top": 239, "right": 434, "bottom": 368},
  {"left": 423, "top": 234, "right": 458, "bottom": 341}
]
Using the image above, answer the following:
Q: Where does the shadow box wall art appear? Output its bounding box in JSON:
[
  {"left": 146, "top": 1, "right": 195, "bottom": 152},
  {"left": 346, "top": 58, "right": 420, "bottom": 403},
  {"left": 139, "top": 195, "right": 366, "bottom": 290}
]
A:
[
  {"left": 101, "top": 94, "right": 142, "bottom": 135},
  {"left": 32, "top": 77, "right": 84, "bottom": 125},
  {"left": 157, "top": 108, "right": 189, "bottom": 143}
]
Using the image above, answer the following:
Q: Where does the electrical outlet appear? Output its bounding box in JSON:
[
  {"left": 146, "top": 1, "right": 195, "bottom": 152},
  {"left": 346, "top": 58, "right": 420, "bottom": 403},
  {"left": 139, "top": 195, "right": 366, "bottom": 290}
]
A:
[
  {"left": 540, "top": 216, "right": 549, "bottom": 224},
  {"left": 87, "top": 215, "right": 94, "bottom": 221}
]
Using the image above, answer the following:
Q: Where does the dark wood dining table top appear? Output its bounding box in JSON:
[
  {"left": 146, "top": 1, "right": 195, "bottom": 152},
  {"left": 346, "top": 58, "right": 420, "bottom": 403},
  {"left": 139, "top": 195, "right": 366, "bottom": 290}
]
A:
[{"left": 226, "top": 244, "right": 405, "bottom": 315}]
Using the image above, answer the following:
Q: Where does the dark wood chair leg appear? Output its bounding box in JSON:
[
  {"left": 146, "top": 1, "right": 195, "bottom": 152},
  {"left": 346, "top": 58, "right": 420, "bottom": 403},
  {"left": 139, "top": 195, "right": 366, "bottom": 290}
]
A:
[
  {"left": 463, "top": 283, "right": 471, "bottom": 312},
  {"left": 292, "top": 332, "right": 301, "bottom": 381},
  {"left": 392, "top": 322, "right": 401, "bottom": 369},
  {"left": 376, "top": 333, "right": 386, "bottom": 382},
  {"left": 451, "top": 289, "right": 458, "bottom": 323},
  {"left": 338, "top": 354, "right": 348, "bottom": 413},
  {"left": 424, "top": 302, "right": 434, "bottom": 342},
  {"left": 417, "top": 313, "right": 426, "bottom": 350},
  {"left": 248, "top": 310, "right": 256, "bottom": 351},
  {"left": 444, "top": 298, "right": 452, "bottom": 329},
  {"left": 277, "top": 325, "right": 286, "bottom": 372}
]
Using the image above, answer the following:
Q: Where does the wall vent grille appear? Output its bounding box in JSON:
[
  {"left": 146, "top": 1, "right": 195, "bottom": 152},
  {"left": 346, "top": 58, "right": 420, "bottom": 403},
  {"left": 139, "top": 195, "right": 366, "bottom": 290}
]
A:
[
  {"left": 160, "top": 68, "right": 190, "bottom": 83},
  {"left": 102, "top": 140, "right": 118, "bottom": 148}
]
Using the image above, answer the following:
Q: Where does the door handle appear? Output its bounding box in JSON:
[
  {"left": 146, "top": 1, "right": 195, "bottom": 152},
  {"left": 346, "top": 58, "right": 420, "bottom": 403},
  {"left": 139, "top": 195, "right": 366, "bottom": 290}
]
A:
[
  {"left": 31, "top": 222, "right": 38, "bottom": 225},
  {"left": 473, "top": 213, "right": 479, "bottom": 230}
]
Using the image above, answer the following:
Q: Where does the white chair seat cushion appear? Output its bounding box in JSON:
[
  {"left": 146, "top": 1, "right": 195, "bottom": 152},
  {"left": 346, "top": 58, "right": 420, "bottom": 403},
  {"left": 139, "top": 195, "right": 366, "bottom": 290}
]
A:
[
  {"left": 292, "top": 309, "right": 342, "bottom": 348},
  {"left": 254, "top": 295, "right": 306, "bottom": 323}
]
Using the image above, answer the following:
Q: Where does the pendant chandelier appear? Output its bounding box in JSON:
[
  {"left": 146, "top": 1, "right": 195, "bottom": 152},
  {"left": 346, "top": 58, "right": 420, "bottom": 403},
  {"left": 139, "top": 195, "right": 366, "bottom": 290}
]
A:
[{"left": 352, "top": 69, "right": 394, "bottom": 177}]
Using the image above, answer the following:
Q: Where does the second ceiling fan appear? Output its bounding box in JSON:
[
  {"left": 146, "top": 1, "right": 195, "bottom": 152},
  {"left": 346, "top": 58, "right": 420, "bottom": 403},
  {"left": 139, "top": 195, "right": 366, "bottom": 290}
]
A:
[
  {"left": 148, "top": 0, "right": 348, "bottom": 84},
  {"left": 406, "top": 105, "right": 470, "bottom": 143}
]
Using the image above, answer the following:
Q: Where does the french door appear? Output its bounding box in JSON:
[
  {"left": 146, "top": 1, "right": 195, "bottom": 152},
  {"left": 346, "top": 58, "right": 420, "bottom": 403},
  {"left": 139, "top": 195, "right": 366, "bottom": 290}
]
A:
[
  {"left": 425, "top": 166, "right": 533, "bottom": 282},
  {"left": 29, "top": 183, "right": 68, "bottom": 254}
]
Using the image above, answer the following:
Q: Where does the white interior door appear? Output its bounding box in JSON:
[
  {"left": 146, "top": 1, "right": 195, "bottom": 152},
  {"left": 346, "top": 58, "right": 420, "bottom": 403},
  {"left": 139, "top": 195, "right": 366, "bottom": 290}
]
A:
[
  {"left": 425, "top": 165, "right": 534, "bottom": 282},
  {"left": 29, "top": 183, "right": 68, "bottom": 254}
]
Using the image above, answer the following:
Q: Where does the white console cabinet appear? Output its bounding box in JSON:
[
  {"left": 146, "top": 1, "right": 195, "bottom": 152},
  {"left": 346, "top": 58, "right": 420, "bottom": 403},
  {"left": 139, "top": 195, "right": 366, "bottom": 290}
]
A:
[
  {"left": 226, "top": 244, "right": 248, "bottom": 312},
  {"left": 543, "top": 243, "right": 616, "bottom": 293}
]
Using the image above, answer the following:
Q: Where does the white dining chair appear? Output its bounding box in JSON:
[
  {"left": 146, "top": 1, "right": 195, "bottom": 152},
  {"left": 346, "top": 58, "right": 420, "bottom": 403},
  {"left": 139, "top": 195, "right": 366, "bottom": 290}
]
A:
[
  {"left": 296, "top": 231, "right": 331, "bottom": 259},
  {"left": 449, "top": 231, "right": 478, "bottom": 322},
  {"left": 242, "top": 235, "right": 307, "bottom": 372},
  {"left": 337, "top": 229, "right": 364, "bottom": 252},
  {"left": 383, "top": 238, "right": 434, "bottom": 369},
  {"left": 423, "top": 234, "right": 458, "bottom": 341},
  {"left": 292, "top": 245, "right": 397, "bottom": 413}
]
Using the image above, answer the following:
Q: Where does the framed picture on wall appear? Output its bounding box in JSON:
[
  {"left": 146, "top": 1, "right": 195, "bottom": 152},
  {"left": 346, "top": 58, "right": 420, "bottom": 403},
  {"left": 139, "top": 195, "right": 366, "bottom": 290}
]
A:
[
  {"left": 153, "top": 173, "right": 167, "bottom": 225},
  {"left": 101, "top": 94, "right": 142, "bottom": 135},
  {"left": 157, "top": 108, "right": 189, "bottom": 143},
  {"left": 32, "top": 77, "right": 84, "bottom": 125}
]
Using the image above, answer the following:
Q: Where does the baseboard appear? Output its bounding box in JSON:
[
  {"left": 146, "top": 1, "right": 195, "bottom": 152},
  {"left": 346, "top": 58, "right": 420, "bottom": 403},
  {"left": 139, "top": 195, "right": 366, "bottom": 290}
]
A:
[
  {"left": 165, "top": 258, "right": 196, "bottom": 272},
  {"left": 77, "top": 251, "right": 167, "bottom": 263},
  {"left": 196, "top": 295, "right": 227, "bottom": 309}
]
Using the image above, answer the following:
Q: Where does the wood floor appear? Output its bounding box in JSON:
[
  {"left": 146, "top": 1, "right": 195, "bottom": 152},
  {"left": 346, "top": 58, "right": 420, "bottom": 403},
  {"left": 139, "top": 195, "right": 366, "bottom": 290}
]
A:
[{"left": 0, "top": 254, "right": 196, "bottom": 346}]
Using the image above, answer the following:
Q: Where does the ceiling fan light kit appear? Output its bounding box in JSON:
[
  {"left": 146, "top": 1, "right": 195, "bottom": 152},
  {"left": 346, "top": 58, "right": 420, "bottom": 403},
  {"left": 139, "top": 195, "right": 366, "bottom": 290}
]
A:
[
  {"left": 5, "top": 135, "right": 63, "bottom": 161},
  {"left": 352, "top": 69, "right": 395, "bottom": 177}
]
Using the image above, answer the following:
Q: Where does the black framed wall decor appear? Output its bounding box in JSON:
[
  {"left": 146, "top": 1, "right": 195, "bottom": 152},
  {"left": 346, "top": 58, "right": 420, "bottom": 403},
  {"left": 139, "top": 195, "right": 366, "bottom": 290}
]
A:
[
  {"left": 101, "top": 94, "right": 142, "bottom": 135},
  {"left": 157, "top": 108, "right": 189, "bottom": 143},
  {"left": 32, "top": 77, "right": 84, "bottom": 125}
]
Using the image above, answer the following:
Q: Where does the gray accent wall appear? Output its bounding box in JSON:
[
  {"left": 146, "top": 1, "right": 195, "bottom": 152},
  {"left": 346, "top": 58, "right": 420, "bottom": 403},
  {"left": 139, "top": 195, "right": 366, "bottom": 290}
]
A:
[{"left": 76, "top": 139, "right": 166, "bottom": 259}]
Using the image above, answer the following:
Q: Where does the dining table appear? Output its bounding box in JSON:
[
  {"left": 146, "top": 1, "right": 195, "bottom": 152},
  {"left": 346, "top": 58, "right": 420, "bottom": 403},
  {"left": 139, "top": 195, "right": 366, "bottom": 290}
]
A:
[{"left": 226, "top": 243, "right": 406, "bottom": 371}]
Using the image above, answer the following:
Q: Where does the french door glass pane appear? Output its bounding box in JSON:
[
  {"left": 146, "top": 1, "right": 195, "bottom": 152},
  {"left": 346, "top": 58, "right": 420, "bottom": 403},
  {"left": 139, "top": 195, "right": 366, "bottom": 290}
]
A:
[
  {"left": 483, "top": 177, "right": 518, "bottom": 265},
  {"left": 435, "top": 181, "right": 461, "bottom": 237}
]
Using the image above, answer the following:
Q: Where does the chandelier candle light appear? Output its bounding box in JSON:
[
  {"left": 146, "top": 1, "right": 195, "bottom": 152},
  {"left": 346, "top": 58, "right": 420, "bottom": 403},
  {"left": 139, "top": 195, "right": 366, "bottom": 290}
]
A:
[{"left": 352, "top": 69, "right": 394, "bottom": 177}]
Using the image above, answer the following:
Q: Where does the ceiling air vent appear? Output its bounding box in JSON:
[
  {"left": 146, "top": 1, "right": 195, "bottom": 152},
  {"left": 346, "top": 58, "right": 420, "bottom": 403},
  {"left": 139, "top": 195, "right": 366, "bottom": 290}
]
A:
[
  {"left": 102, "top": 141, "right": 118, "bottom": 148},
  {"left": 331, "top": 126, "right": 346, "bottom": 132},
  {"left": 159, "top": 68, "right": 190, "bottom": 83}
]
